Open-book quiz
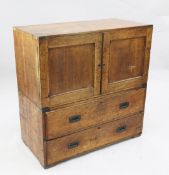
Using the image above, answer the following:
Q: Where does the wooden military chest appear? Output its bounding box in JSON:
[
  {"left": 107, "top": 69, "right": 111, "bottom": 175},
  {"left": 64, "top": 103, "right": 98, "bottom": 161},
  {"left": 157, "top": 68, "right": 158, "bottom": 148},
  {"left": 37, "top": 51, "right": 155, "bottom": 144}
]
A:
[{"left": 13, "top": 18, "right": 153, "bottom": 168}]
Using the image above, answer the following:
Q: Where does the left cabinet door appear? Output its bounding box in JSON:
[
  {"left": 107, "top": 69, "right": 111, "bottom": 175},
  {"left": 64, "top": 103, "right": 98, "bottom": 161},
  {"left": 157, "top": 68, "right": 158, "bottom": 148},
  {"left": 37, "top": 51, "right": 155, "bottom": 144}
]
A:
[{"left": 39, "top": 33, "right": 102, "bottom": 108}]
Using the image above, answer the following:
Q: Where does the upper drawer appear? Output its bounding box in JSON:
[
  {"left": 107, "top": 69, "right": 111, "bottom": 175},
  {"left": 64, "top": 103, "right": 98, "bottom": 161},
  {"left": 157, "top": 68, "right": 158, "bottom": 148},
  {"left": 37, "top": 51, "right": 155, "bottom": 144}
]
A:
[{"left": 45, "top": 88, "right": 145, "bottom": 140}]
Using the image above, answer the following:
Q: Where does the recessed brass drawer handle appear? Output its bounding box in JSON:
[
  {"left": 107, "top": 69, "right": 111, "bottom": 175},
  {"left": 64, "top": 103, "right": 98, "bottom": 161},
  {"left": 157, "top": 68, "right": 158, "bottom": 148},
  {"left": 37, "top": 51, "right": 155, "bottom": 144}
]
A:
[
  {"left": 69, "top": 115, "right": 81, "bottom": 123},
  {"left": 116, "top": 125, "right": 127, "bottom": 133},
  {"left": 119, "top": 102, "right": 129, "bottom": 109},
  {"left": 68, "top": 141, "right": 80, "bottom": 149}
]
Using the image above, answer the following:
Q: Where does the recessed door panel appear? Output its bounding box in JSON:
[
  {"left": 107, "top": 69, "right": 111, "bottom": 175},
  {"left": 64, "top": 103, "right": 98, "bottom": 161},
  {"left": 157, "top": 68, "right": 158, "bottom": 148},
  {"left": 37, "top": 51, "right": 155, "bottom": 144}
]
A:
[
  {"left": 108, "top": 37, "right": 145, "bottom": 83},
  {"left": 49, "top": 44, "right": 95, "bottom": 95},
  {"left": 102, "top": 27, "right": 153, "bottom": 94},
  {"left": 39, "top": 33, "right": 102, "bottom": 107}
]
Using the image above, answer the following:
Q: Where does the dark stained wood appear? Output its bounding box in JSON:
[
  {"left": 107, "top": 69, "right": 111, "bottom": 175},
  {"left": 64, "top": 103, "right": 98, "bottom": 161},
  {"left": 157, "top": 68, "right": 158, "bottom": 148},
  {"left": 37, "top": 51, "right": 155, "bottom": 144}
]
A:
[
  {"left": 14, "top": 18, "right": 151, "bottom": 38},
  {"left": 45, "top": 88, "right": 145, "bottom": 139},
  {"left": 46, "top": 113, "right": 143, "bottom": 165}
]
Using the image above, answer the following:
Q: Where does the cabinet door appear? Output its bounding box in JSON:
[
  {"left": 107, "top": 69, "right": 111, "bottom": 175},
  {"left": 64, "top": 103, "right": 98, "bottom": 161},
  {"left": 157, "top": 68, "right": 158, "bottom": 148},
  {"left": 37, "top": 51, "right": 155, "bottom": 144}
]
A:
[
  {"left": 39, "top": 33, "right": 102, "bottom": 108},
  {"left": 102, "top": 27, "right": 153, "bottom": 94}
]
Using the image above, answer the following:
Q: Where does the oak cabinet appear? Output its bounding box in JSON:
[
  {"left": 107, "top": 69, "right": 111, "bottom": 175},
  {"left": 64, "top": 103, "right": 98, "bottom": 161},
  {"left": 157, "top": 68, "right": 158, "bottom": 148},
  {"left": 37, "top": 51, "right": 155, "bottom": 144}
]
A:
[{"left": 14, "top": 18, "right": 153, "bottom": 168}]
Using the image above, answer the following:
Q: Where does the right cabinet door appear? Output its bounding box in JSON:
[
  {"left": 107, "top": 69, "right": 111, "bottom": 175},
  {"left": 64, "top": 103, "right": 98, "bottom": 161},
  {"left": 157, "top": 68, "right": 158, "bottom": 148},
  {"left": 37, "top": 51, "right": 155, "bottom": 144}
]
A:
[{"left": 102, "top": 26, "right": 153, "bottom": 94}]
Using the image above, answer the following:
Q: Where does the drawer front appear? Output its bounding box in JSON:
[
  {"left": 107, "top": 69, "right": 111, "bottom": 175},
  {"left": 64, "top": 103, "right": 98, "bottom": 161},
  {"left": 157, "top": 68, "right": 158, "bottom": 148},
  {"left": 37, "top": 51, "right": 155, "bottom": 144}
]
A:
[
  {"left": 46, "top": 113, "right": 143, "bottom": 165},
  {"left": 45, "top": 88, "right": 145, "bottom": 139}
]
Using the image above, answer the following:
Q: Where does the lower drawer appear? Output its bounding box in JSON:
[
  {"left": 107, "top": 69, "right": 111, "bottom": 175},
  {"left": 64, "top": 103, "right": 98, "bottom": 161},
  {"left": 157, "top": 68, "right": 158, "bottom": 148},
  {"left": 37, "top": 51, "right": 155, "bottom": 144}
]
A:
[{"left": 46, "top": 112, "right": 143, "bottom": 166}]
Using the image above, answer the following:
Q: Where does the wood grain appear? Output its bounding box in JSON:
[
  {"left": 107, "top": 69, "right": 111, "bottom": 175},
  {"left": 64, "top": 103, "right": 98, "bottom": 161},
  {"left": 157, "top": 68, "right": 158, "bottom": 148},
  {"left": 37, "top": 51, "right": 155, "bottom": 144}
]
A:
[
  {"left": 109, "top": 37, "right": 145, "bottom": 82},
  {"left": 48, "top": 44, "right": 95, "bottom": 95},
  {"left": 45, "top": 88, "right": 145, "bottom": 139},
  {"left": 14, "top": 18, "right": 151, "bottom": 38},
  {"left": 39, "top": 38, "right": 49, "bottom": 99},
  {"left": 102, "top": 26, "right": 153, "bottom": 94},
  {"left": 42, "top": 33, "right": 102, "bottom": 107},
  {"left": 13, "top": 19, "right": 153, "bottom": 168},
  {"left": 14, "top": 21, "right": 152, "bottom": 109},
  {"left": 46, "top": 113, "right": 143, "bottom": 165},
  {"left": 13, "top": 29, "right": 41, "bottom": 106},
  {"left": 18, "top": 92, "right": 45, "bottom": 166}
]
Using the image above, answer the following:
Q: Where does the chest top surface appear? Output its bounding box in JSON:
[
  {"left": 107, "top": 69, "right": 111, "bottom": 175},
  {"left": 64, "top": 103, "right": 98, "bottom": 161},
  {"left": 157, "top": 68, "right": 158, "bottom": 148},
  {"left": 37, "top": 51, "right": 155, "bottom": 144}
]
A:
[{"left": 14, "top": 18, "right": 151, "bottom": 38}]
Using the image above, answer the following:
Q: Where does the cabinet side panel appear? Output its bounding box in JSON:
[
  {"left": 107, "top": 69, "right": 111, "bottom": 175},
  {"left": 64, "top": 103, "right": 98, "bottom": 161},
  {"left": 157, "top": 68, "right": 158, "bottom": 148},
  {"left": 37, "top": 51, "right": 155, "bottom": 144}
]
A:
[
  {"left": 13, "top": 29, "right": 41, "bottom": 106},
  {"left": 19, "top": 92, "right": 45, "bottom": 166}
]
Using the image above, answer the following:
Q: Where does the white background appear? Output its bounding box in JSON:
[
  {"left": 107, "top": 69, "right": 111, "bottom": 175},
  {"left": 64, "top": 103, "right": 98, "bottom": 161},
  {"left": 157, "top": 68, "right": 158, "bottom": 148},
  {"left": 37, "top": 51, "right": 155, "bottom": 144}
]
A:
[{"left": 0, "top": 0, "right": 169, "bottom": 174}]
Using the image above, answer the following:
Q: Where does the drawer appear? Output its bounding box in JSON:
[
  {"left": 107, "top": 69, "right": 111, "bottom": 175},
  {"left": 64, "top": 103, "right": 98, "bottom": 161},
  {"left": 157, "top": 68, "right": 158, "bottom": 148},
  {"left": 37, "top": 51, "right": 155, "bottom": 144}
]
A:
[
  {"left": 45, "top": 88, "right": 145, "bottom": 139},
  {"left": 46, "top": 112, "right": 143, "bottom": 166}
]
